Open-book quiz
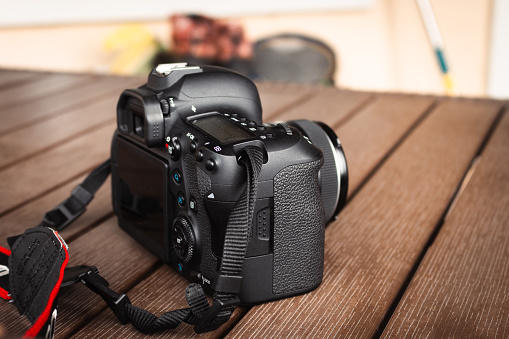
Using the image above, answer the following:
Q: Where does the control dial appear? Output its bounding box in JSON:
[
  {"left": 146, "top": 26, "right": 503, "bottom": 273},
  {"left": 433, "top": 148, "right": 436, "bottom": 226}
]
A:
[{"left": 172, "top": 216, "right": 195, "bottom": 263}]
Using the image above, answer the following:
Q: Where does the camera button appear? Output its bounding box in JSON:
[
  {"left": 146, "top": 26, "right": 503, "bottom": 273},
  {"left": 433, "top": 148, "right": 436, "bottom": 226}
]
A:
[
  {"left": 177, "top": 192, "right": 185, "bottom": 207},
  {"left": 190, "top": 141, "right": 197, "bottom": 153},
  {"left": 189, "top": 197, "right": 198, "bottom": 212},
  {"left": 247, "top": 121, "right": 257, "bottom": 128},
  {"left": 173, "top": 170, "right": 182, "bottom": 184},
  {"left": 177, "top": 263, "right": 184, "bottom": 273},
  {"left": 205, "top": 159, "right": 216, "bottom": 171},
  {"left": 196, "top": 150, "right": 204, "bottom": 162}
]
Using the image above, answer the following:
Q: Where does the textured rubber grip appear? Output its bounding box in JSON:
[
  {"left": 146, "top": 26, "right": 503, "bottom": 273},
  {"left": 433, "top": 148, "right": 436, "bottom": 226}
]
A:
[{"left": 272, "top": 159, "right": 325, "bottom": 295}]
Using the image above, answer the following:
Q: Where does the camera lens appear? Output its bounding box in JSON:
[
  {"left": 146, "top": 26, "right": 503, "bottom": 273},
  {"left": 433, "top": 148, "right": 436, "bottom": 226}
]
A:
[{"left": 288, "top": 120, "right": 348, "bottom": 222}]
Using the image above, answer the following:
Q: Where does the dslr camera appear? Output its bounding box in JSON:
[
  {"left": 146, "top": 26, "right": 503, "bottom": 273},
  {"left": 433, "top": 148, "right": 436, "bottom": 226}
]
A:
[{"left": 111, "top": 63, "right": 348, "bottom": 304}]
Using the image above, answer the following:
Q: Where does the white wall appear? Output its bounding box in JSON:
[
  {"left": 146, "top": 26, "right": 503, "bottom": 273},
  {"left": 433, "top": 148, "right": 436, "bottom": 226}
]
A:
[
  {"left": 488, "top": 0, "right": 509, "bottom": 98},
  {"left": 0, "top": 0, "right": 374, "bottom": 27}
]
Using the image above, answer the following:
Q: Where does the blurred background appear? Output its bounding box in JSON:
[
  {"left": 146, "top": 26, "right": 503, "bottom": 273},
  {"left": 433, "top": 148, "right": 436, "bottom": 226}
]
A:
[{"left": 0, "top": 0, "right": 507, "bottom": 98}]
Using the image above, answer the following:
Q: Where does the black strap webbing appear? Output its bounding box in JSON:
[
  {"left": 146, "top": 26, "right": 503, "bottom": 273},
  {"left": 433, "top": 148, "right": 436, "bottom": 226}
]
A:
[
  {"left": 205, "top": 146, "right": 264, "bottom": 331},
  {"left": 3, "top": 146, "right": 264, "bottom": 335},
  {"left": 41, "top": 159, "right": 112, "bottom": 230}
]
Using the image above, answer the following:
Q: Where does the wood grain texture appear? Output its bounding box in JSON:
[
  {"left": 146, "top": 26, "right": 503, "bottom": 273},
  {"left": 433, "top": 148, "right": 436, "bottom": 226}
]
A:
[
  {"left": 0, "top": 175, "right": 112, "bottom": 248},
  {"left": 0, "top": 69, "right": 39, "bottom": 88},
  {"left": 0, "top": 72, "right": 88, "bottom": 108},
  {"left": 0, "top": 74, "right": 141, "bottom": 134},
  {"left": 381, "top": 108, "right": 509, "bottom": 338},
  {"left": 0, "top": 123, "right": 114, "bottom": 215},
  {"left": 256, "top": 83, "right": 317, "bottom": 120},
  {"left": 335, "top": 94, "right": 434, "bottom": 195},
  {"left": 226, "top": 99, "right": 502, "bottom": 338},
  {"left": 0, "top": 78, "right": 141, "bottom": 169},
  {"left": 264, "top": 87, "right": 373, "bottom": 125}
]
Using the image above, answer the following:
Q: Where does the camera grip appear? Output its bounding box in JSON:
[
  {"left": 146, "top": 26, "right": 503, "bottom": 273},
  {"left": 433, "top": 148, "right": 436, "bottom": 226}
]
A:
[{"left": 272, "top": 158, "right": 325, "bottom": 295}]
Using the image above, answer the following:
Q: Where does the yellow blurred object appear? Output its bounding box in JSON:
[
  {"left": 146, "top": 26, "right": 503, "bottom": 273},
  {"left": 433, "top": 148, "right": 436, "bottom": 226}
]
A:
[
  {"left": 104, "top": 24, "right": 160, "bottom": 75},
  {"left": 442, "top": 73, "right": 457, "bottom": 96}
]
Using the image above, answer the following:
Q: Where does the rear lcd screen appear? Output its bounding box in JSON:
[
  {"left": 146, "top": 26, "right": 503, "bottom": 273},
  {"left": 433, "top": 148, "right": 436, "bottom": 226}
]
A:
[
  {"left": 192, "top": 114, "right": 255, "bottom": 144},
  {"left": 116, "top": 138, "right": 168, "bottom": 253}
]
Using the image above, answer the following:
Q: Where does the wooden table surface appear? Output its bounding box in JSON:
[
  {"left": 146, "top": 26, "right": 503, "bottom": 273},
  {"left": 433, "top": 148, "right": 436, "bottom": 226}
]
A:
[{"left": 0, "top": 69, "right": 508, "bottom": 338}]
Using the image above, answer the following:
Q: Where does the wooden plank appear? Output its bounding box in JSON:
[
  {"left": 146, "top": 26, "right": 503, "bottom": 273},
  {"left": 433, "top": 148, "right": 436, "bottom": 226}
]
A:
[
  {"left": 0, "top": 123, "right": 114, "bottom": 215},
  {"left": 0, "top": 175, "right": 113, "bottom": 248},
  {"left": 67, "top": 93, "right": 435, "bottom": 338},
  {"left": 381, "top": 108, "right": 509, "bottom": 338},
  {"left": 0, "top": 69, "right": 39, "bottom": 88},
  {"left": 0, "top": 78, "right": 141, "bottom": 169},
  {"left": 226, "top": 99, "right": 503, "bottom": 338},
  {"left": 0, "top": 72, "right": 90, "bottom": 109},
  {"left": 334, "top": 94, "right": 434, "bottom": 195},
  {"left": 256, "top": 83, "right": 317, "bottom": 120},
  {"left": 0, "top": 75, "right": 141, "bottom": 135},
  {"left": 265, "top": 87, "right": 373, "bottom": 125}
]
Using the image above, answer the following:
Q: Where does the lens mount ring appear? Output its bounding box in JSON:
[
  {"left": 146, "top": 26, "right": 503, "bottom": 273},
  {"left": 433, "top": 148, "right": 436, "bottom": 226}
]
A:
[{"left": 314, "top": 121, "right": 348, "bottom": 218}]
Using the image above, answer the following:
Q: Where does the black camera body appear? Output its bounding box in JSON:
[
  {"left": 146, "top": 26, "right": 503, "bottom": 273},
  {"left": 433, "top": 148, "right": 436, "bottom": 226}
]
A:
[{"left": 111, "top": 64, "right": 347, "bottom": 304}]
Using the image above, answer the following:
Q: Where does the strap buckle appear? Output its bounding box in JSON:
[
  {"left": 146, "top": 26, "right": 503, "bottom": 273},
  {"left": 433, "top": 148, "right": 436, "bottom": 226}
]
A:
[
  {"left": 194, "top": 297, "right": 240, "bottom": 333},
  {"left": 42, "top": 184, "right": 92, "bottom": 230},
  {"left": 81, "top": 271, "right": 131, "bottom": 324},
  {"left": 62, "top": 265, "right": 98, "bottom": 287}
]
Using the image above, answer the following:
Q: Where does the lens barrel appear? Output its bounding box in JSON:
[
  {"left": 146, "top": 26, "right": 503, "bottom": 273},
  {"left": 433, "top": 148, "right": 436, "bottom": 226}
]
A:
[{"left": 288, "top": 120, "right": 348, "bottom": 222}]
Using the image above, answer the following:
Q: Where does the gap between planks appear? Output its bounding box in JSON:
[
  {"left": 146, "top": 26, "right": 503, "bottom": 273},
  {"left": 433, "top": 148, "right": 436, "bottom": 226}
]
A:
[{"left": 372, "top": 103, "right": 507, "bottom": 338}]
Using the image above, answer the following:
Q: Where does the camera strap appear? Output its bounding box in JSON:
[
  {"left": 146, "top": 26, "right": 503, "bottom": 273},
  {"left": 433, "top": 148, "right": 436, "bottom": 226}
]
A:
[{"left": 0, "top": 146, "right": 264, "bottom": 337}]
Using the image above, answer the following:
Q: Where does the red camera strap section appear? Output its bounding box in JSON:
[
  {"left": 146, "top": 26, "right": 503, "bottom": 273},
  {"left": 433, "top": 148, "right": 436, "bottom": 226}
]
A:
[
  {"left": 0, "top": 228, "right": 69, "bottom": 339},
  {"left": 0, "top": 246, "right": 11, "bottom": 301}
]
